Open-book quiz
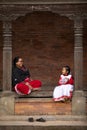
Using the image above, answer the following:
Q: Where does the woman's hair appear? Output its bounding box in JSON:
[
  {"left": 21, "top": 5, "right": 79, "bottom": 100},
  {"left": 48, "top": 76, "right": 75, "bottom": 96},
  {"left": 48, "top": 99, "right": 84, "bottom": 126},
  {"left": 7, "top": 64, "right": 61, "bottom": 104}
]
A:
[
  {"left": 12, "top": 56, "right": 21, "bottom": 68},
  {"left": 63, "top": 65, "right": 71, "bottom": 75}
]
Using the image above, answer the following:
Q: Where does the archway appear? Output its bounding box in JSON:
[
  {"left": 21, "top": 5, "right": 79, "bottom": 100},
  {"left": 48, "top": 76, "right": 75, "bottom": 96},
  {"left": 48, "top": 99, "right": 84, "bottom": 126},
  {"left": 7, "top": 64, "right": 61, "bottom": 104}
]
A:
[{"left": 12, "top": 11, "right": 74, "bottom": 96}]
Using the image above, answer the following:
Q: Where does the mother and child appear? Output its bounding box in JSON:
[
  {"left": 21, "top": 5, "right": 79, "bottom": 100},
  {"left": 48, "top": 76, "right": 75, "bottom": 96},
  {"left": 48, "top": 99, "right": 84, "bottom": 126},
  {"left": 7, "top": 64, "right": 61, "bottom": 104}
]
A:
[{"left": 12, "top": 56, "right": 74, "bottom": 102}]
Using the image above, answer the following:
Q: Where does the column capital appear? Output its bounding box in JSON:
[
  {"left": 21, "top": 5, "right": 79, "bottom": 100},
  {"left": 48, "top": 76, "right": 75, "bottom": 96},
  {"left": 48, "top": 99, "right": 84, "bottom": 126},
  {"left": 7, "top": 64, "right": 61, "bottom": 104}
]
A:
[
  {"left": 74, "top": 19, "right": 83, "bottom": 29},
  {"left": 0, "top": 14, "right": 27, "bottom": 21},
  {"left": 74, "top": 17, "right": 83, "bottom": 47},
  {"left": 3, "top": 21, "right": 12, "bottom": 49},
  {"left": 63, "top": 13, "right": 87, "bottom": 23}
]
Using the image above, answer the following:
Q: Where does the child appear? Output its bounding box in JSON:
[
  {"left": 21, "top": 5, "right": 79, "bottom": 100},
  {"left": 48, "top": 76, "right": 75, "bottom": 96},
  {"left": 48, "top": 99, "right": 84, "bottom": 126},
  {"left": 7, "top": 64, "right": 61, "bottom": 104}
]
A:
[{"left": 53, "top": 66, "right": 74, "bottom": 102}]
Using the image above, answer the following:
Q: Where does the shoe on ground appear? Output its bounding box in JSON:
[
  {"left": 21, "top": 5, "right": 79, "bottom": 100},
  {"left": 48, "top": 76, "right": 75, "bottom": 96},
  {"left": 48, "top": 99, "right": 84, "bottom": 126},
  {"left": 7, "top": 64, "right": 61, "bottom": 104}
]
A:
[
  {"left": 28, "top": 117, "right": 34, "bottom": 122},
  {"left": 36, "top": 118, "right": 46, "bottom": 122}
]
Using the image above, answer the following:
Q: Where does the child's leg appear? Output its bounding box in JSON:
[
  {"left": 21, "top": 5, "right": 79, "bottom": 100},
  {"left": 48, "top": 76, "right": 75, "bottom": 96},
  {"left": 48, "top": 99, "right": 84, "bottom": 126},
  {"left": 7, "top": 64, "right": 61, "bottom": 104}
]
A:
[{"left": 53, "top": 86, "right": 64, "bottom": 101}]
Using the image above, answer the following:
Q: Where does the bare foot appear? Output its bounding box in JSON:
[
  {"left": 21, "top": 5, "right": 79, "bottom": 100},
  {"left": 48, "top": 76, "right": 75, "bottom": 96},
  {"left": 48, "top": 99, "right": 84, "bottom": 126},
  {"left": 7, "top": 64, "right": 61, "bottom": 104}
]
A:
[{"left": 25, "top": 82, "right": 33, "bottom": 90}]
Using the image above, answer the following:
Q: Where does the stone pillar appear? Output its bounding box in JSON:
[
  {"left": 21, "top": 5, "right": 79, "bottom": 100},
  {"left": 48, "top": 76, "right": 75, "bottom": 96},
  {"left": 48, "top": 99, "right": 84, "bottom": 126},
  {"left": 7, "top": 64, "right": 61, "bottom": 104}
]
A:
[
  {"left": 72, "top": 17, "right": 86, "bottom": 115},
  {"left": 74, "top": 17, "right": 83, "bottom": 90},
  {"left": 3, "top": 20, "right": 12, "bottom": 91},
  {"left": 1, "top": 13, "right": 26, "bottom": 115},
  {"left": 0, "top": 20, "right": 15, "bottom": 115}
]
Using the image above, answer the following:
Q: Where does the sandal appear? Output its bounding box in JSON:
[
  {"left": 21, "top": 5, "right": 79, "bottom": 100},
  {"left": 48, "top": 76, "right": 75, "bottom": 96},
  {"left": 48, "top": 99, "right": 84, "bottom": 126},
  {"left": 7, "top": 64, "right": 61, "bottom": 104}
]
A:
[
  {"left": 28, "top": 117, "right": 34, "bottom": 122},
  {"left": 36, "top": 118, "right": 46, "bottom": 122}
]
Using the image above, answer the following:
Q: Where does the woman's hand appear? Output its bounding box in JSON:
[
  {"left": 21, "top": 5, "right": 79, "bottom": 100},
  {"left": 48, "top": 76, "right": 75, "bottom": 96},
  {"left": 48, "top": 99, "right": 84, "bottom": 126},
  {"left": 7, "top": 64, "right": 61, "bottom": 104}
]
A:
[{"left": 25, "top": 82, "right": 33, "bottom": 90}]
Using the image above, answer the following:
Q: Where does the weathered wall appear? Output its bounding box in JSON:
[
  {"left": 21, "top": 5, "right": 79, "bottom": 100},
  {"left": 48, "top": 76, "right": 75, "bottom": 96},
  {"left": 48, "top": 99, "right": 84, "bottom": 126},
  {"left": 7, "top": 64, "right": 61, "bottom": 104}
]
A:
[
  {"left": 0, "top": 21, "right": 3, "bottom": 89},
  {"left": 0, "top": 12, "right": 87, "bottom": 90},
  {"left": 83, "top": 20, "right": 87, "bottom": 90},
  {"left": 12, "top": 12, "right": 74, "bottom": 90}
]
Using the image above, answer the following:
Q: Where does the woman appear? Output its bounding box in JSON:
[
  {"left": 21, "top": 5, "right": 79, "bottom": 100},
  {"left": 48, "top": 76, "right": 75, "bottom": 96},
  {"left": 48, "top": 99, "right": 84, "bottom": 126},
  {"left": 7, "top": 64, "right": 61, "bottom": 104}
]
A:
[{"left": 12, "top": 56, "right": 42, "bottom": 95}]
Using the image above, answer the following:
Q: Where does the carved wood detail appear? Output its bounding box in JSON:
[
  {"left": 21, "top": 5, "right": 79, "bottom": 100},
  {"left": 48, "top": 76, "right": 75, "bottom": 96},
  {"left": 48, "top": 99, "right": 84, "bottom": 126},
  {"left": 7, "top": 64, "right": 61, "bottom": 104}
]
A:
[{"left": 0, "top": 4, "right": 87, "bottom": 21}]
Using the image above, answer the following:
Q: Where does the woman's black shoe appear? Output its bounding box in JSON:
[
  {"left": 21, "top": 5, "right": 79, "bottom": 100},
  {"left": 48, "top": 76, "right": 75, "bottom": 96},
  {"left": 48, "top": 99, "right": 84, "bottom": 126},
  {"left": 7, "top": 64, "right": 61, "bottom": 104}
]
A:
[
  {"left": 28, "top": 117, "right": 34, "bottom": 122},
  {"left": 36, "top": 118, "right": 46, "bottom": 122}
]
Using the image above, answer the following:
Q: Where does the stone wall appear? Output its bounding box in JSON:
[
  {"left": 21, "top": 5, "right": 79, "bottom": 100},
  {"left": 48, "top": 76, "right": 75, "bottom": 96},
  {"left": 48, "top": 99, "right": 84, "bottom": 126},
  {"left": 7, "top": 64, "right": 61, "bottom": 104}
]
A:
[
  {"left": 0, "top": 11, "right": 87, "bottom": 90},
  {"left": 12, "top": 12, "right": 74, "bottom": 90},
  {"left": 0, "top": 21, "right": 3, "bottom": 89},
  {"left": 83, "top": 20, "right": 87, "bottom": 90}
]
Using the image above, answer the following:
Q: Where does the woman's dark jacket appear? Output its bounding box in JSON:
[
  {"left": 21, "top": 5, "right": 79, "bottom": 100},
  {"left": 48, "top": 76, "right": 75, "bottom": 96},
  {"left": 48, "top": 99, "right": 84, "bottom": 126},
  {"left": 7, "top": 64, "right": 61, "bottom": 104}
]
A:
[{"left": 12, "top": 66, "right": 30, "bottom": 88}]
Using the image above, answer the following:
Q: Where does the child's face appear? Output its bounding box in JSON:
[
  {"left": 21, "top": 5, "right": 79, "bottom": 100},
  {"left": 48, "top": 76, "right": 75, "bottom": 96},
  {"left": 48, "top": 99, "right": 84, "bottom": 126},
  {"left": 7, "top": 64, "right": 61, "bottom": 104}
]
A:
[{"left": 62, "top": 67, "right": 68, "bottom": 75}]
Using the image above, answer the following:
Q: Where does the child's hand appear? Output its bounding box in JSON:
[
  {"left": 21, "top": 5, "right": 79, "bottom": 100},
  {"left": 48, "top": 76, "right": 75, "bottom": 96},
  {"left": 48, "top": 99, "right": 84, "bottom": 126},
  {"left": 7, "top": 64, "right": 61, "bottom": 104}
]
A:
[
  {"left": 59, "top": 78, "right": 69, "bottom": 84},
  {"left": 63, "top": 78, "right": 69, "bottom": 83}
]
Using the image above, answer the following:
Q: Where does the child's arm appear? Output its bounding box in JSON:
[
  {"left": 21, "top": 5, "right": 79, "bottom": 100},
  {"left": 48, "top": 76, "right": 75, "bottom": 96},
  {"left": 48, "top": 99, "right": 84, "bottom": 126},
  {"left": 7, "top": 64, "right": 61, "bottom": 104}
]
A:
[
  {"left": 58, "top": 75, "right": 74, "bottom": 85},
  {"left": 58, "top": 78, "right": 69, "bottom": 85},
  {"left": 58, "top": 76, "right": 67, "bottom": 85},
  {"left": 68, "top": 76, "right": 74, "bottom": 85}
]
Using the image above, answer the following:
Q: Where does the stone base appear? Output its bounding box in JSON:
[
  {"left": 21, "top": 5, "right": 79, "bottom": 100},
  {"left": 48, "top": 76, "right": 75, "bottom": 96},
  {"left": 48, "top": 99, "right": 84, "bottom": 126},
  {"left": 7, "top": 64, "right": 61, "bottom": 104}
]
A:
[
  {"left": 15, "top": 98, "right": 71, "bottom": 115},
  {"left": 0, "top": 91, "right": 15, "bottom": 115},
  {"left": 72, "top": 90, "right": 86, "bottom": 115}
]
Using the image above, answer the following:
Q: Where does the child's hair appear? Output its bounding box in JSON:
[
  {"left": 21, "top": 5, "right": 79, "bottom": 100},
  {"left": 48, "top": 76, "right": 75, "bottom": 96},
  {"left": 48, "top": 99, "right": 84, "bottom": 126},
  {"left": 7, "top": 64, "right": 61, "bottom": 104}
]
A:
[{"left": 63, "top": 65, "right": 71, "bottom": 75}]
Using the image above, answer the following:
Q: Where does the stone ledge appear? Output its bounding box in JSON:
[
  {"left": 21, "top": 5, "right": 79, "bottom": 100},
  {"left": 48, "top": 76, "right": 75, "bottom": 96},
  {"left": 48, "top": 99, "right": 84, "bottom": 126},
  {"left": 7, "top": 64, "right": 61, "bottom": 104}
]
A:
[
  {"left": 0, "top": 0, "right": 87, "bottom": 5},
  {"left": 15, "top": 97, "right": 72, "bottom": 115},
  {"left": 0, "top": 115, "right": 87, "bottom": 121}
]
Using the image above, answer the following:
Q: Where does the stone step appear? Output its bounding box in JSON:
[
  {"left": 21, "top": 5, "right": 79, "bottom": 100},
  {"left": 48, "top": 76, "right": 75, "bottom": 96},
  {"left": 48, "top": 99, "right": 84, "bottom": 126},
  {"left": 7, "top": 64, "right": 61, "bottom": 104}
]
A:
[
  {"left": 0, "top": 115, "right": 87, "bottom": 130},
  {"left": 0, "top": 121, "right": 87, "bottom": 130},
  {"left": 0, "top": 119, "right": 87, "bottom": 130},
  {"left": 15, "top": 98, "right": 72, "bottom": 115}
]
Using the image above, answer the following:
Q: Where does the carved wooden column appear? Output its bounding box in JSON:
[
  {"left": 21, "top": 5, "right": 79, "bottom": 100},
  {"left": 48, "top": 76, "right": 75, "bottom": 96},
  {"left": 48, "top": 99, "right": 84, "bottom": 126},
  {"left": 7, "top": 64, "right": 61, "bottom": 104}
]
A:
[
  {"left": 3, "top": 20, "right": 12, "bottom": 91},
  {"left": 0, "top": 23, "right": 14, "bottom": 115},
  {"left": 74, "top": 17, "right": 83, "bottom": 90},
  {"left": 72, "top": 16, "right": 86, "bottom": 115},
  {"left": 1, "top": 10, "right": 28, "bottom": 93}
]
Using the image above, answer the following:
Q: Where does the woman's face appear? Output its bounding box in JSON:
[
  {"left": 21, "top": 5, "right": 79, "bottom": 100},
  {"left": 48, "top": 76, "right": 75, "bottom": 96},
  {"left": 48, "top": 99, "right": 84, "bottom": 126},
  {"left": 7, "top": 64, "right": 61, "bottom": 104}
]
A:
[{"left": 16, "top": 58, "right": 24, "bottom": 68}]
